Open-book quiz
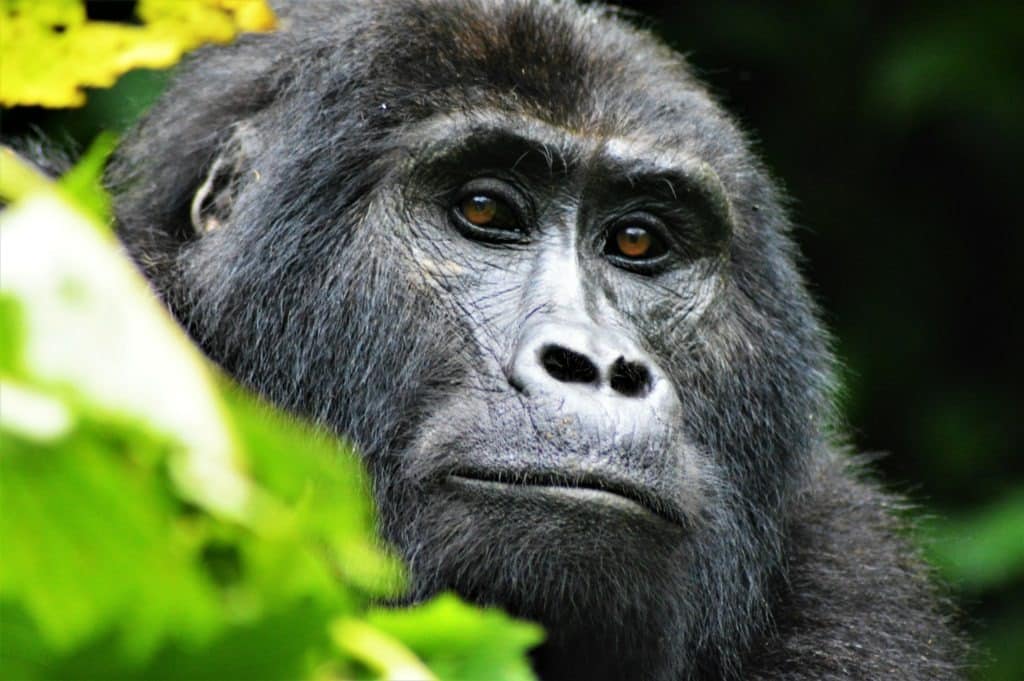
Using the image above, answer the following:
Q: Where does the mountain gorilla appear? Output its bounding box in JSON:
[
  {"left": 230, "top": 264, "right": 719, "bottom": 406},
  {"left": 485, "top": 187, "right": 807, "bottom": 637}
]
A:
[{"left": 107, "top": 1, "right": 966, "bottom": 679}]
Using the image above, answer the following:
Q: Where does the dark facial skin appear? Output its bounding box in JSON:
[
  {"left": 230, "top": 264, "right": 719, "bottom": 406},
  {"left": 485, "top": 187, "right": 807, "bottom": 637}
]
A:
[{"left": 108, "top": 2, "right": 966, "bottom": 679}]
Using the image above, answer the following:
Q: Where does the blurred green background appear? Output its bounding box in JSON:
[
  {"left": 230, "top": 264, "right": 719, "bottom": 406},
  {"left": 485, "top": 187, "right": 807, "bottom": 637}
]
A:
[{"left": 3, "top": 1, "right": 1021, "bottom": 678}]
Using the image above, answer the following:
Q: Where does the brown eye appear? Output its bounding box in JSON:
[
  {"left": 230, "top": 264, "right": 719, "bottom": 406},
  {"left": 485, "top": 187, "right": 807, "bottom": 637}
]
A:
[
  {"left": 453, "top": 187, "right": 523, "bottom": 240},
  {"left": 615, "top": 226, "right": 653, "bottom": 258},
  {"left": 461, "top": 195, "right": 498, "bottom": 226},
  {"left": 604, "top": 219, "right": 670, "bottom": 272}
]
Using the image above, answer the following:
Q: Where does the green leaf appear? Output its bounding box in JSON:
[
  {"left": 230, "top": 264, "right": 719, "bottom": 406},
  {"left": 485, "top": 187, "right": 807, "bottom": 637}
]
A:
[
  {"left": 0, "top": 147, "right": 52, "bottom": 203},
  {"left": 57, "top": 132, "right": 118, "bottom": 222},
  {"left": 333, "top": 618, "right": 438, "bottom": 681},
  {"left": 361, "top": 594, "right": 545, "bottom": 681},
  {"left": 0, "top": 406, "right": 223, "bottom": 659},
  {"left": 224, "top": 388, "right": 406, "bottom": 600},
  {"left": 0, "top": 185, "right": 250, "bottom": 522},
  {"left": 0, "top": 164, "right": 390, "bottom": 669},
  {"left": 0, "top": 294, "right": 25, "bottom": 374}
]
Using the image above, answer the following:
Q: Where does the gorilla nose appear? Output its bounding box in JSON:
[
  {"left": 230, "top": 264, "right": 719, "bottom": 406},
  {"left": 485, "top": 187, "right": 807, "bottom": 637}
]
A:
[
  {"left": 537, "top": 344, "right": 653, "bottom": 397},
  {"left": 509, "top": 323, "right": 667, "bottom": 403}
]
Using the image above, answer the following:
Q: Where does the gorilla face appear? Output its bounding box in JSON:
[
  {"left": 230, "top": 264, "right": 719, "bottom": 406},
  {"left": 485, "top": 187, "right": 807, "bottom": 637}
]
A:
[
  {"left": 391, "top": 115, "right": 727, "bottom": 519},
  {"left": 110, "top": 1, "right": 837, "bottom": 678},
  {"left": 380, "top": 114, "right": 727, "bottom": 644}
]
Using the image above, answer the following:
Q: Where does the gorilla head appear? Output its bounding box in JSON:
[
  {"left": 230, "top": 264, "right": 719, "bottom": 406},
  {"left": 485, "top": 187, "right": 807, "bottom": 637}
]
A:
[{"left": 109, "top": 1, "right": 964, "bottom": 679}]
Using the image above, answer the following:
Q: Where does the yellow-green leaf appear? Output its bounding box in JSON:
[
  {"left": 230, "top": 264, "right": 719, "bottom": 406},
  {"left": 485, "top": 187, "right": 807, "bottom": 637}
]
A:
[
  {"left": 0, "top": 0, "right": 276, "bottom": 108},
  {"left": 332, "top": 618, "right": 438, "bottom": 681},
  {"left": 361, "top": 594, "right": 544, "bottom": 681}
]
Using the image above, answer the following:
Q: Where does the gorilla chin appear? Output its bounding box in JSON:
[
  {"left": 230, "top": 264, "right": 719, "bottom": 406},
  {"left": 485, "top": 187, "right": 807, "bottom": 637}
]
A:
[
  {"left": 394, "top": 427, "right": 699, "bottom": 681},
  {"left": 386, "top": 388, "right": 719, "bottom": 680},
  {"left": 107, "top": 0, "right": 967, "bottom": 679}
]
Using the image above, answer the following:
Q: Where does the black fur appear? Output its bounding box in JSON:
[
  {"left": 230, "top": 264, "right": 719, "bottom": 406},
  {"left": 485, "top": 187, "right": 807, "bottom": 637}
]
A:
[{"left": 107, "top": 1, "right": 967, "bottom": 679}]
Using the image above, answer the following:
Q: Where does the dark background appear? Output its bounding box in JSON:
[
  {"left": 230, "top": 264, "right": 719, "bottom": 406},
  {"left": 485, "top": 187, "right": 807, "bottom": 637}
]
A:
[{"left": 4, "top": 1, "right": 1021, "bottom": 678}]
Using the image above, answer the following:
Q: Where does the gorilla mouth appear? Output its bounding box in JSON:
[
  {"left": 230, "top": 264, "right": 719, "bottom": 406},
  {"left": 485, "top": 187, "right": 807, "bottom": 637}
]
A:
[{"left": 446, "top": 469, "right": 681, "bottom": 527}]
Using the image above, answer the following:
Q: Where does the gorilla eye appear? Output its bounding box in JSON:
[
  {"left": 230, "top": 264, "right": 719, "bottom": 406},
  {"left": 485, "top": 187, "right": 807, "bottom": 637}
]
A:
[
  {"left": 605, "top": 220, "right": 669, "bottom": 270},
  {"left": 451, "top": 181, "right": 527, "bottom": 243},
  {"left": 616, "top": 226, "right": 653, "bottom": 258},
  {"left": 461, "top": 195, "right": 502, "bottom": 226}
]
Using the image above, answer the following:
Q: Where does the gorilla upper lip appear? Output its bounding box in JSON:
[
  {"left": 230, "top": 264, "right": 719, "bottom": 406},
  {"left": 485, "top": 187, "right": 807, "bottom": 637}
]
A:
[{"left": 446, "top": 468, "right": 683, "bottom": 527}]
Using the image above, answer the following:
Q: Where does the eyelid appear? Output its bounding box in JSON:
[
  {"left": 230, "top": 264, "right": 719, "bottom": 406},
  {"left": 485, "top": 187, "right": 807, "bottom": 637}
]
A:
[{"left": 458, "top": 178, "right": 527, "bottom": 213}]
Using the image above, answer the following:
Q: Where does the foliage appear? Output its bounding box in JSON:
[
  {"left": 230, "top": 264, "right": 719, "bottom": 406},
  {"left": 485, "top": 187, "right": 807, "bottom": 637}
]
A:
[
  {"left": 0, "top": 0, "right": 276, "bottom": 107},
  {"left": 0, "top": 134, "right": 541, "bottom": 681}
]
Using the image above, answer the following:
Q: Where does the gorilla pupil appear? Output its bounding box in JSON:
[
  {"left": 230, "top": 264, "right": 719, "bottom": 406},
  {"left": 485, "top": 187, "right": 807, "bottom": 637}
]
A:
[
  {"left": 616, "top": 225, "right": 653, "bottom": 258},
  {"left": 462, "top": 195, "right": 498, "bottom": 225}
]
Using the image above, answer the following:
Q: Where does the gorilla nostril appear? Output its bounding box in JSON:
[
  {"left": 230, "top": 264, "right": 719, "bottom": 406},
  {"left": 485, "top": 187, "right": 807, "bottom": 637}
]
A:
[
  {"left": 609, "top": 357, "right": 652, "bottom": 397},
  {"left": 507, "top": 369, "right": 527, "bottom": 394},
  {"left": 540, "top": 345, "right": 600, "bottom": 385}
]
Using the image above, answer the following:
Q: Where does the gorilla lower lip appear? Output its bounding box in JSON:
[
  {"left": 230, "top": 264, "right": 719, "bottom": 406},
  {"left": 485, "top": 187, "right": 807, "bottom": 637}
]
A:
[{"left": 445, "top": 472, "right": 679, "bottom": 526}]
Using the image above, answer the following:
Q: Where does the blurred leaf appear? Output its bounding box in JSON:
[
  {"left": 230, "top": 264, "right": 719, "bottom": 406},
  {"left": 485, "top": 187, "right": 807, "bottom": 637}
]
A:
[
  {"left": 0, "top": 146, "right": 52, "bottom": 202},
  {"left": 0, "top": 294, "right": 25, "bottom": 374},
  {"left": 868, "top": 3, "right": 1024, "bottom": 127},
  {"left": 925, "top": 488, "right": 1024, "bottom": 590},
  {"left": 0, "top": 0, "right": 276, "bottom": 108},
  {"left": 333, "top": 618, "right": 438, "bottom": 681},
  {"left": 0, "top": 183, "right": 250, "bottom": 522},
  {"left": 57, "top": 132, "right": 118, "bottom": 221},
  {"left": 224, "top": 389, "right": 405, "bottom": 600},
  {"left": 0, "top": 405, "right": 223, "bottom": 658},
  {"left": 362, "top": 594, "right": 544, "bottom": 681},
  {"left": 0, "top": 154, "right": 244, "bottom": 659},
  {"left": 0, "top": 146, "right": 353, "bottom": 668}
]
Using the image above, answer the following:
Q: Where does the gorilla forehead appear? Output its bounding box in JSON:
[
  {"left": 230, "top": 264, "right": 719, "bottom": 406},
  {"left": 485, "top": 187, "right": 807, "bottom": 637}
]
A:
[
  {"left": 352, "top": 0, "right": 696, "bottom": 110},
  {"left": 282, "top": 0, "right": 740, "bottom": 152}
]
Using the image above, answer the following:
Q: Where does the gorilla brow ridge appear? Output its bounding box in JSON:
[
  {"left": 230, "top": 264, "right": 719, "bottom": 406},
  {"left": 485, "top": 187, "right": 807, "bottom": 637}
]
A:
[{"left": 402, "top": 110, "right": 736, "bottom": 238}]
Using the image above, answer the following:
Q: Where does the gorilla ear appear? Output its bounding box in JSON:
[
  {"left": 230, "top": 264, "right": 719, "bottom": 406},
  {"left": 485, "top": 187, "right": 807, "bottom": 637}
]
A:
[{"left": 189, "top": 123, "right": 263, "bottom": 235}]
